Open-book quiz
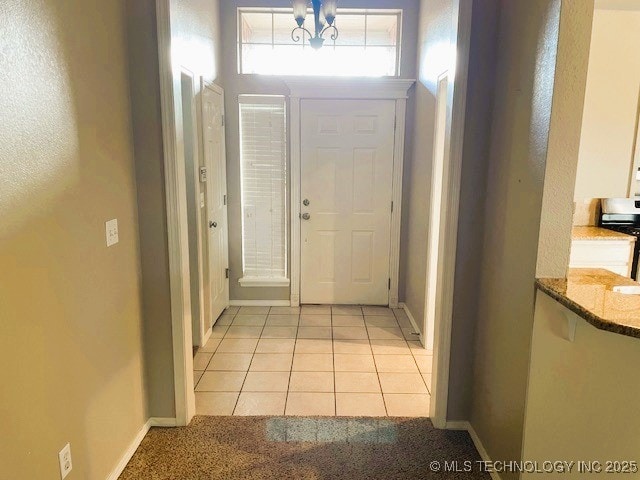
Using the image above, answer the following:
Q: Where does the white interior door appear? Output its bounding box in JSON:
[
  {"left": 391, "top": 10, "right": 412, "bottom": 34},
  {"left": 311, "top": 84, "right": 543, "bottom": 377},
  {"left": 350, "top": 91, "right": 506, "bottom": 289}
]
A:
[
  {"left": 202, "top": 84, "right": 229, "bottom": 322},
  {"left": 300, "top": 99, "right": 396, "bottom": 305}
]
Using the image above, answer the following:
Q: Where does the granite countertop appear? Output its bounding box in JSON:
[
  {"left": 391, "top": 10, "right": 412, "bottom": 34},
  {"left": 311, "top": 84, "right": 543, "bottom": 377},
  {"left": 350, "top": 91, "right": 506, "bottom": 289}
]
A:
[
  {"left": 571, "top": 226, "right": 636, "bottom": 242},
  {"left": 536, "top": 268, "right": 640, "bottom": 339}
]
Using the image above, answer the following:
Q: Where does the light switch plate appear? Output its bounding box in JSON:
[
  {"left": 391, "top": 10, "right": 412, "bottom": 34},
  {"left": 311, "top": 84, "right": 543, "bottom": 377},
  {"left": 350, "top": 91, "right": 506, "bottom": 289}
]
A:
[{"left": 106, "top": 219, "right": 119, "bottom": 247}]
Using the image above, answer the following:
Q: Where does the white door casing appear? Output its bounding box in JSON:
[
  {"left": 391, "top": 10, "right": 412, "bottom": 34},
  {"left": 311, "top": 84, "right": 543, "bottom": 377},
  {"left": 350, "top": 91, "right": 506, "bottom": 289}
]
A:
[
  {"left": 300, "top": 99, "right": 396, "bottom": 305},
  {"left": 202, "top": 83, "right": 229, "bottom": 323},
  {"left": 286, "top": 78, "right": 415, "bottom": 308}
]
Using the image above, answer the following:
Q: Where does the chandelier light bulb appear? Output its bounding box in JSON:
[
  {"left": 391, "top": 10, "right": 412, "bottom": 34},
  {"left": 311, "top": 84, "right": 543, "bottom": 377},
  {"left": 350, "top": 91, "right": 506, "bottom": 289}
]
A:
[
  {"left": 292, "top": 0, "right": 308, "bottom": 27},
  {"left": 322, "top": 0, "right": 338, "bottom": 25}
]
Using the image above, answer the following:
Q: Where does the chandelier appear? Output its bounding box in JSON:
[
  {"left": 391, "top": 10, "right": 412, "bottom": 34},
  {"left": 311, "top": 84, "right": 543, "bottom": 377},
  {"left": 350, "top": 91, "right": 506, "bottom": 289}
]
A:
[{"left": 291, "top": 0, "right": 339, "bottom": 50}]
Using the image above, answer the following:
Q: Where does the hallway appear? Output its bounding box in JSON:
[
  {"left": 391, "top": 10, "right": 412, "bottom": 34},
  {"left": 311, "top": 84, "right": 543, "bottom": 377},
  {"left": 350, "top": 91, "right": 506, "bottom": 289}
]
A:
[{"left": 194, "top": 305, "right": 433, "bottom": 417}]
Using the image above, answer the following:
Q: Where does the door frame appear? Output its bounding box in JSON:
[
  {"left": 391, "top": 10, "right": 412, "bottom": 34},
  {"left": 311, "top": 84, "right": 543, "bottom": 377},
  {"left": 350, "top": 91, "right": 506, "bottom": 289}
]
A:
[
  {"left": 156, "top": 0, "right": 196, "bottom": 425},
  {"left": 285, "top": 78, "right": 415, "bottom": 308}
]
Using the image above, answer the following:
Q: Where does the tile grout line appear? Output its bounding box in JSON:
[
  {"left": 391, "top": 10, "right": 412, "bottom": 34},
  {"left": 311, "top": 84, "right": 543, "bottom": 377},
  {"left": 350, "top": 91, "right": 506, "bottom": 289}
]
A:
[
  {"left": 283, "top": 310, "right": 301, "bottom": 417},
  {"left": 231, "top": 306, "right": 271, "bottom": 415},
  {"left": 331, "top": 308, "right": 337, "bottom": 416},
  {"left": 199, "top": 312, "right": 235, "bottom": 374},
  {"left": 370, "top": 313, "right": 392, "bottom": 417}
]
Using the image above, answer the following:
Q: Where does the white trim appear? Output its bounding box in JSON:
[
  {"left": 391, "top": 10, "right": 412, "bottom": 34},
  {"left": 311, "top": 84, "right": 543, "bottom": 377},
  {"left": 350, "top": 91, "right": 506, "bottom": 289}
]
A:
[
  {"left": 149, "top": 417, "right": 178, "bottom": 427},
  {"left": 284, "top": 78, "right": 415, "bottom": 100},
  {"left": 286, "top": 78, "right": 414, "bottom": 308},
  {"left": 156, "top": 0, "right": 195, "bottom": 426},
  {"left": 398, "top": 302, "right": 423, "bottom": 344},
  {"left": 106, "top": 420, "right": 150, "bottom": 480},
  {"left": 201, "top": 325, "right": 212, "bottom": 346},
  {"left": 429, "top": 0, "right": 472, "bottom": 430},
  {"left": 446, "top": 422, "right": 500, "bottom": 480},
  {"left": 389, "top": 98, "right": 407, "bottom": 308},
  {"left": 229, "top": 299, "right": 291, "bottom": 307},
  {"left": 289, "top": 96, "right": 301, "bottom": 307},
  {"left": 239, "top": 276, "right": 290, "bottom": 287},
  {"left": 445, "top": 421, "right": 502, "bottom": 480},
  {"left": 181, "top": 67, "right": 207, "bottom": 349},
  {"left": 424, "top": 71, "right": 450, "bottom": 352}
]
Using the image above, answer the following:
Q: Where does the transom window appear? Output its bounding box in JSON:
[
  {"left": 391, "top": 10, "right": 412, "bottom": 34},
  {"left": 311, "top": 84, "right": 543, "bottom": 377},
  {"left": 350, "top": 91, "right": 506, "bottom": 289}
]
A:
[{"left": 238, "top": 9, "right": 401, "bottom": 76}]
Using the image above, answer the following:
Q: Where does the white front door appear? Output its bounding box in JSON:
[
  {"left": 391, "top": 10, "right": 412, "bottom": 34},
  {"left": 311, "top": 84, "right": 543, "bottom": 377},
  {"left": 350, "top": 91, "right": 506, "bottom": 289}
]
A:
[
  {"left": 202, "top": 84, "right": 229, "bottom": 322},
  {"left": 300, "top": 99, "right": 396, "bottom": 305}
]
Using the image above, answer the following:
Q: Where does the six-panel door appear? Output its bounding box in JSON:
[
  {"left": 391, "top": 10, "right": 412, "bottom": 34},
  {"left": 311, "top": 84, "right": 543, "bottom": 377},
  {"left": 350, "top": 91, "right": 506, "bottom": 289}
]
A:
[{"left": 300, "top": 99, "right": 396, "bottom": 305}]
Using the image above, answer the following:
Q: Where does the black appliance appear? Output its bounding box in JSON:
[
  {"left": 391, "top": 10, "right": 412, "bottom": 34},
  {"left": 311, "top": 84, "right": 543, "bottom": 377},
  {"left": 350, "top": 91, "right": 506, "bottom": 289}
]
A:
[{"left": 599, "top": 198, "right": 640, "bottom": 280}]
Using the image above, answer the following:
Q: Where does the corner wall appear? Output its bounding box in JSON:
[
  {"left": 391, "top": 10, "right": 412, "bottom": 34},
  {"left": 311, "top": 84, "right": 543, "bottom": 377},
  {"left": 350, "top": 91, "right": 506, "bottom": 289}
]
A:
[
  {"left": 467, "top": 1, "right": 562, "bottom": 476},
  {"left": 467, "top": 1, "right": 594, "bottom": 476},
  {"left": 446, "top": 0, "right": 499, "bottom": 421},
  {"left": 400, "top": 0, "right": 454, "bottom": 334},
  {"left": 127, "top": 0, "right": 222, "bottom": 418}
]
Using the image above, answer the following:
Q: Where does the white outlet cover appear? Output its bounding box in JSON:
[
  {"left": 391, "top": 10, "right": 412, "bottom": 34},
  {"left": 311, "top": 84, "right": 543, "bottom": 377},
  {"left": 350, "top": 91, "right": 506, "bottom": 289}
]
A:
[
  {"left": 58, "top": 443, "right": 72, "bottom": 479},
  {"left": 106, "top": 219, "right": 119, "bottom": 247}
]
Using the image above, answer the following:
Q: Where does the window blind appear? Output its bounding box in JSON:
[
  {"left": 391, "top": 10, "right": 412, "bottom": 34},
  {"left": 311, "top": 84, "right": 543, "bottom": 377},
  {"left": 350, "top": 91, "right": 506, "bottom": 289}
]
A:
[{"left": 239, "top": 96, "right": 288, "bottom": 281}]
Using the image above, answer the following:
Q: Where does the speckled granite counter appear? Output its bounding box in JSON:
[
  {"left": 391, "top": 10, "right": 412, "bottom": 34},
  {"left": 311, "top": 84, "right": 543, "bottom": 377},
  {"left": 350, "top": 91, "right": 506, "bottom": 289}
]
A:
[
  {"left": 536, "top": 268, "right": 640, "bottom": 339},
  {"left": 571, "top": 226, "right": 636, "bottom": 241}
]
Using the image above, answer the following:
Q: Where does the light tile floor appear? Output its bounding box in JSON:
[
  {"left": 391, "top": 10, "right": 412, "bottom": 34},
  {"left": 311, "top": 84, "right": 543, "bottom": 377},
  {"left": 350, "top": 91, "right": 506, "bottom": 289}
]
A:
[{"left": 194, "top": 305, "right": 433, "bottom": 417}]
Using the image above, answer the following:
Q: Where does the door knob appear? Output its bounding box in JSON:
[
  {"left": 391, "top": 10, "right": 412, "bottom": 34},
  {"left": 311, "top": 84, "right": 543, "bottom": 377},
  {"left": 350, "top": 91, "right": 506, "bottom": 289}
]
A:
[
  {"left": 301, "top": 213, "right": 310, "bottom": 220},
  {"left": 303, "top": 199, "right": 310, "bottom": 206},
  {"left": 209, "top": 221, "right": 218, "bottom": 228}
]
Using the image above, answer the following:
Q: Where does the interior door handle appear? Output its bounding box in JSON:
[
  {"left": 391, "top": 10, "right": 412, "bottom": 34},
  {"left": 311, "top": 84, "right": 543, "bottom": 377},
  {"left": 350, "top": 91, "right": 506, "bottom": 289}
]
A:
[
  {"left": 209, "top": 221, "right": 218, "bottom": 228},
  {"left": 301, "top": 213, "right": 310, "bottom": 220}
]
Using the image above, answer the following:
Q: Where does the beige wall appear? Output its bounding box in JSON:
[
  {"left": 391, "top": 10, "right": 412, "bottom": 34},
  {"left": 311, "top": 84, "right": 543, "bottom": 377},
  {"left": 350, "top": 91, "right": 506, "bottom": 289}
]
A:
[
  {"left": 0, "top": 0, "right": 148, "bottom": 478},
  {"left": 219, "top": 0, "right": 420, "bottom": 302},
  {"left": 128, "top": 0, "right": 222, "bottom": 418},
  {"left": 522, "top": 292, "right": 640, "bottom": 477},
  {"left": 574, "top": 7, "right": 640, "bottom": 201}
]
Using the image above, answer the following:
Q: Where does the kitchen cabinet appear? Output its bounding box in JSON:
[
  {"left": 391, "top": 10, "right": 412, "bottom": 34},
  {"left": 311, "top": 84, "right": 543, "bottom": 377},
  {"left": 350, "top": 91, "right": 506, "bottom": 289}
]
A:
[{"left": 569, "top": 227, "right": 635, "bottom": 278}]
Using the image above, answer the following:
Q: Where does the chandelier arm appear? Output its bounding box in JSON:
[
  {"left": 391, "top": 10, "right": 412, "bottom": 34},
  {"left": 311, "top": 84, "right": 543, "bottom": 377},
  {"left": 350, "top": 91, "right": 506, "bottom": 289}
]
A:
[
  {"left": 291, "top": 26, "right": 313, "bottom": 44},
  {"left": 320, "top": 25, "right": 339, "bottom": 42}
]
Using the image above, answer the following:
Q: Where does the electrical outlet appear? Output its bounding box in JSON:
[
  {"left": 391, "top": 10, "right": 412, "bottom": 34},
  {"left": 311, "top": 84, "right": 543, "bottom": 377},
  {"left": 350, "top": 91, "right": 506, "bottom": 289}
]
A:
[
  {"left": 106, "top": 219, "right": 119, "bottom": 247},
  {"left": 58, "top": 443, "right": 72, "bottom": 479}
]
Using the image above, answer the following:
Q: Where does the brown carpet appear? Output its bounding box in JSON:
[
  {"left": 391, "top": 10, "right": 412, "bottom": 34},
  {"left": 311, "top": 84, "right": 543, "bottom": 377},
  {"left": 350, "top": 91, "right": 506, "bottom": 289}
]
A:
[{"left": 119, "top": 416, "right": 490, "bottom": 479}]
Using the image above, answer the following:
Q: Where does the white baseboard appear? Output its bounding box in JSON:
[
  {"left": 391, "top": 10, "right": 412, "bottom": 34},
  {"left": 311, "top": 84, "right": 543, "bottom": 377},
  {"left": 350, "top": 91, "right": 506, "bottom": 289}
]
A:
[
  {"left": 445, "top": 421, "right": 501, "bottom": 480},
  {"left": 398, "top": 302, "right": 424, "bottom": 345},
  {"left": 200, "top": 325, "right": 212, "bottom": 347},
  {"left": 106, "top": 417, "right": 178, "bottom": 479},
  {"left": 149, "top": 417, "right": 178, "bottom": 427},
  {"left": 229, "top": 299, "right": 291, "bottom": 307},
  {"left": 106, "top": 420, "right": 151, "bottom": 480}
]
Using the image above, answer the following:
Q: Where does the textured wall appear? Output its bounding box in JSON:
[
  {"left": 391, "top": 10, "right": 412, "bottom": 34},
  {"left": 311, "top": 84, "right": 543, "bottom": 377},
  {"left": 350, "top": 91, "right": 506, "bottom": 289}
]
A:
[
  {"left": 446, "top": 0, "right": 499, "bottom": 421},
  {"left": 536, "top": 0, "right": 594, "bottom": 278},
  {"left": 0, "top": 0, "right": 147, "bottom": 477},
  {"left": 219, "top": 0, "right": 420, "bottom": 302},
  {"left": 468, "top": 1, "right": 562, "bottom": 476}
]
